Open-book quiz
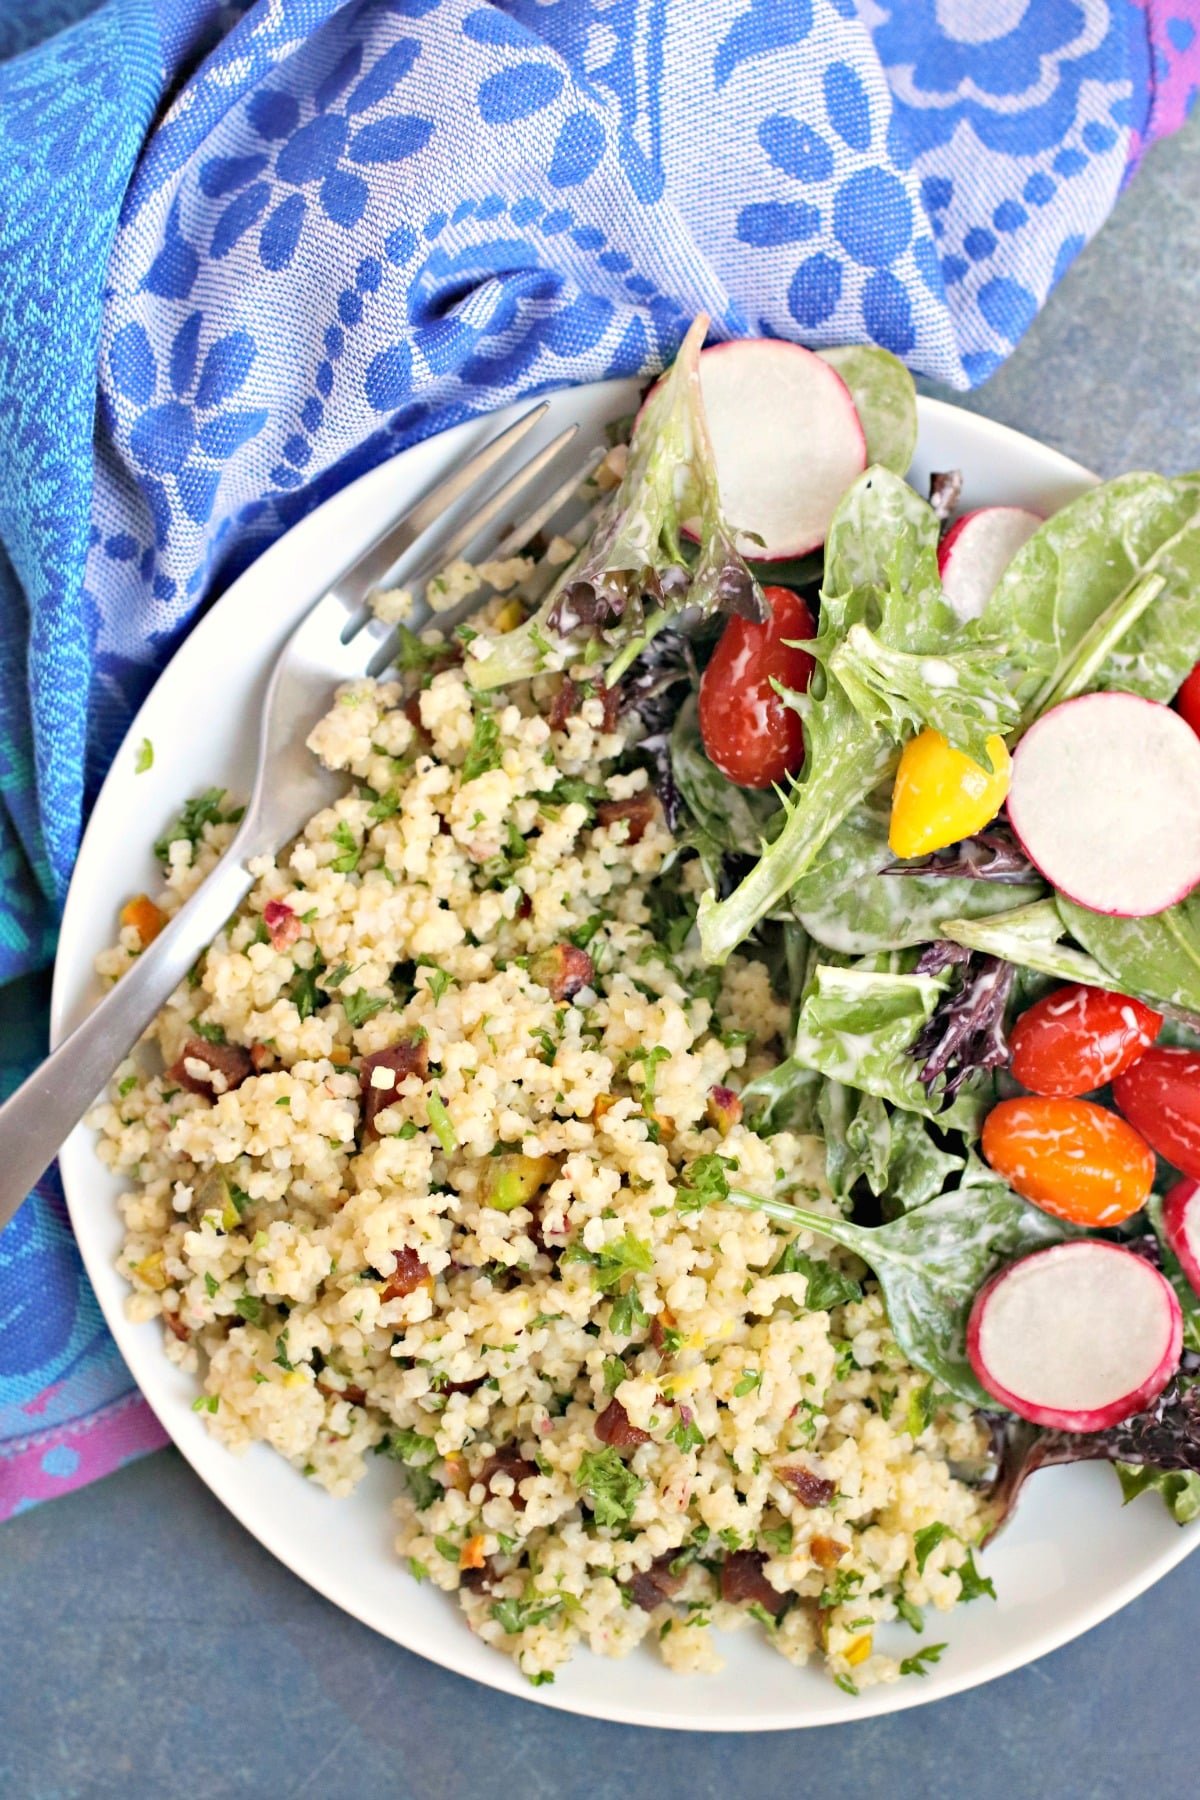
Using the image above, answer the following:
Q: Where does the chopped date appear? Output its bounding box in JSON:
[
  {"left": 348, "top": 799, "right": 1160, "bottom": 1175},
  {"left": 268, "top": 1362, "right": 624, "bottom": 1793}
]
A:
[
  {"left": 650, "top": 1308, "right": 677, "bottom": 1353},
  {"left": 595, "top": 1398, "right": 650, "bottom": 1448},
  {"left": 317, "top": 1378, "right": 368, "bottom": 1407},
  {"left": 460, "top": 1557, "right": 501, "bottom": 1593},
  {"left": 167, "top": 1037, "right": 254, "bottom": 1097},
  {"left": 480, "top": 1442, "right": 538, "bottom": 1508},
  {"left": 548, "top": 675, "right": 622, "bottom": 733},
  {"left": 778, "top": 1464, "right": 836, "bottom": 1508},
  {"left": 163, "top": 1311, "right": 191, "bottom": 1343},
  {"left": 720, "top": 1549, "right": 788, "bottom": 1617},
  {"left": 531, "top": 942, "right": 594, "bottom": 1002},
  {"left": 628, "top": 1551, "right": 687, "bottom": 1613},
  {"left": 596, "top": 792, "right": 655, "bottom": 845},
  {"left": 249, "top": 1042, "right": 273, "bottom": 1073},
  {"left": 809, "top": 1534, "right": 848, "bottom": 1570},
  {"left": 380, "top": 1246, "right": 430, "bottom": 1302},
  {"left": 360, "top": 1037, "right": 430, "bottom": 1137}
]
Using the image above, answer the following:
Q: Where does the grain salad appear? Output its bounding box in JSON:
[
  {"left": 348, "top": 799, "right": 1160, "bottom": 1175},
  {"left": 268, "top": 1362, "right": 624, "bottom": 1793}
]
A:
[{"left": 94, "top": 663, "right": 994, "bottom": 1694}]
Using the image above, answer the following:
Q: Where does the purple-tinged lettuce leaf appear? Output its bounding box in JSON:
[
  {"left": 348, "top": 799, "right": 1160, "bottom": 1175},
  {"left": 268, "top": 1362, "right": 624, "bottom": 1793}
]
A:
[
  {"left": 888, "top": 822, "right": 1037, "bottom": 887},
  {"left": 469, "top": 316, "right": 764, "bottom": 691},
  {"left": 911, "top": 953, "right": 1014, "bottom": 1103}
]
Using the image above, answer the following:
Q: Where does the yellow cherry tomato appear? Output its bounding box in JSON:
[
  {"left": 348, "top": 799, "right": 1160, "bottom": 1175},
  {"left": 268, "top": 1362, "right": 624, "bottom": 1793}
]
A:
[{"left": 888, "top": 729, "right": 1011, "bottom": 859}]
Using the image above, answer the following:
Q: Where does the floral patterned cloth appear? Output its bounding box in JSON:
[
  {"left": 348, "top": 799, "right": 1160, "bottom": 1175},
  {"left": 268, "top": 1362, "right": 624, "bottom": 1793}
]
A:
[{"left": 1, "top": 0, "right": 1197, "bottom": 1516}]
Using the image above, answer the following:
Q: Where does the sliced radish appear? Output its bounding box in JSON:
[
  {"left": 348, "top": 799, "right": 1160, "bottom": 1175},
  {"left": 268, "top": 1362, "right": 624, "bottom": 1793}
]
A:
[
  {"left": 937, "top": 506, "right": 1042, "bottom": 623},
  {"left": 695, "top": 340, "right": 867, "bottom": 559},
  {"left": 967, "top": 1240, "right": 1182, "bottom": 1431},
  {"left": 1163, "top": 1177, "right": 1200, "bottom": 1299},
  {"left": 1007, "top": 692, "right": 1200, "bottom": 916}
]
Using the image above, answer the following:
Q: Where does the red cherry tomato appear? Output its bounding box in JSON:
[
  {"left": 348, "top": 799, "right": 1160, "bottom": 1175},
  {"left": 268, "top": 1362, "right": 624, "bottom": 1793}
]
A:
[
  {"left": 698, "top": 586, "right": 816, "bottom": 789},
  {"left": 1175, "top": 661, "right": 1200, "bottom": 739},
  {"left": 982, "top": 1096, "right": 1154, "bottom": 1227},
  {"left": 1008, "top": 983, "right": 1162, "bottom": 1097},
  {"left": 1114, "top": 1046, "right": 1200, "bottom": 1179}
]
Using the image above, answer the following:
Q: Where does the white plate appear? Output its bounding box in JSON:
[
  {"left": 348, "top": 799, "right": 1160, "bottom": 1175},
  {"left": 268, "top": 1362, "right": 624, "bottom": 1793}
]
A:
[{"left": 54, "top": 383, "right": 1198, "bottom": 1730}]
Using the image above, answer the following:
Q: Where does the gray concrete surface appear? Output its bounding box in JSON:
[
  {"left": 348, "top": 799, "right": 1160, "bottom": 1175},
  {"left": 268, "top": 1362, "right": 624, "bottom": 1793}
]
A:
[{"left": 3, "top": 109, "right": 1199, "bottom": 1800}]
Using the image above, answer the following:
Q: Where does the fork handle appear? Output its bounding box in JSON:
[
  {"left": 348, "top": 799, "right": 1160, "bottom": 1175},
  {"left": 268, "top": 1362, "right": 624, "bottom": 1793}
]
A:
[{"left": 0, "top": 850, "right": 255, "bottom": 1232}]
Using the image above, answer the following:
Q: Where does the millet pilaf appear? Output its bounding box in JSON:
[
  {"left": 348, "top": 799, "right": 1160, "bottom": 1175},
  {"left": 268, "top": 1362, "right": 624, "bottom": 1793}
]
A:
[{"left": 93, "top": 667, "right": 991, "bottom": 1691}]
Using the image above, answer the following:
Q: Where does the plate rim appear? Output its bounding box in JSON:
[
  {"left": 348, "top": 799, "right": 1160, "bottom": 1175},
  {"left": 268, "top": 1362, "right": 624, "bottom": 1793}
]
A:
[{"left": 51, "top": 383, "right": 1199, "bottom": 1730}]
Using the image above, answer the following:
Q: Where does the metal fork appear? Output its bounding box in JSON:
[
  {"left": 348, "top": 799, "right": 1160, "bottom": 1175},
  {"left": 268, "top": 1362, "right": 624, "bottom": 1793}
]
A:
[{"left": 0, "top": 404, "right": 585, "bottom": 1229}]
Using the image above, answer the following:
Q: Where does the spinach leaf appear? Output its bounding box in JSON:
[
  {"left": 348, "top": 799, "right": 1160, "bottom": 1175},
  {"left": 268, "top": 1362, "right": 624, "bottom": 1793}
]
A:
[
  {"left": 789, "top": 796, "right": 1041, "bottom": 954},
  {"left": 883, "top": 1109, "right": 965, "bottom": 1217},
  {"left": 938, "top": 901, "right": 1121, "bottom": 990},
  {"left": 740, "top": 1057, "right": 826, "bottom": 1137},
  {"left": 818, "top": 345, "right": 917, "bottom": 476},
  {"left": 790, "top": 960, "right": 989, "bottom": 1133},
  {"left": 1055, "top": 894, "right": 1200, "bottom": 1017},
  {"left": 983, "top": 472, "right": 1200, "bottom": 717},
  {"left": 723, "top": 1165, "right": 1071, "bottom": 1404},
  {"left": 818, "top": 1082, "right": 892, "bottom": 1201},
  {"left": 669, "top": 693, "right": 780, "bottom": 855}
]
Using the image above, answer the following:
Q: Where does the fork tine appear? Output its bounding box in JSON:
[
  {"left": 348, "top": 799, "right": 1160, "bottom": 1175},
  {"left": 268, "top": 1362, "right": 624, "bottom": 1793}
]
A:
[
  {"left": 489, "top": 444, "right": 604, "bottom": 562},
  {"left": 380, "top": 422, "right": 581, "bottom": 593},
  {"left": 362, "top": 426, "right": 581, "bottom": 678},
  {"left": 326, "top": 402, "right": 550, "bottom": 610}
]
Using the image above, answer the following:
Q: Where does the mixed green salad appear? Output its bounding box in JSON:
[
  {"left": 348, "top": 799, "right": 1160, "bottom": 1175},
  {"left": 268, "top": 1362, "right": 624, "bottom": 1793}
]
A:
[{"left": 442, "top": 317, "right": 1200, "bottom": 1529}]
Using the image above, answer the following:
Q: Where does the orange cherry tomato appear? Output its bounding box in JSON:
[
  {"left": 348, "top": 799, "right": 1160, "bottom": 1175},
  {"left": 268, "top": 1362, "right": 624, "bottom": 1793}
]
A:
[
  {"left": 698, "top": 586, "right": 816, "bottom": 789},
  {"left": 1114, "top": 1046, "right": 1200, "bottom": 1180},
  {"left": 1008, "top": 984, "right": 1162, "bottom": 1097},
  {"left": 982, "top": 1096, "right": 1154, "bottom": 1227},
  {"left": 1175, "top": 660, "right": 1200, "bottom": 740}
]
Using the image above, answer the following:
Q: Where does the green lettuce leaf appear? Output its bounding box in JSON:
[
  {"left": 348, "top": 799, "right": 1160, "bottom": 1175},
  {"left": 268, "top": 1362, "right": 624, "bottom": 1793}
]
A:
[
  {"left": 469, "top": 316, "right": 762, "bottom": 690},
  {"left": 790, "top": 960, "right": 989, "bottom": 1133}
]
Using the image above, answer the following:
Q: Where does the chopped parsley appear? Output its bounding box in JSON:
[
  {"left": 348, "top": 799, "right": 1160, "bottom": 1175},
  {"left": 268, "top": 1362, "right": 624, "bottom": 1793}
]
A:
[
  {"left": 461, "top": 709, "right": 502, "bottom": 782},
  {"left": 955, "top": 1550, "right": 996, "bottom": 1603},
  {"left": 395, "top": 625, "right": 444, "bottom": 672},
  {"left": 667, "top": 1415, "right": 704, "bottom": 1453},
  {"left": 771, "top": 1245, "right": 863, "bottom": 1313},
  {"left": 592, "top": 1230, "right": 653, "bottom": 1293},
  {"left": 895, "top": 1593, "right": 924, "bottom": 1632},
  {"left": 329, "top": 820, "right": 361, "bottom": 874},
  {"left": 490, "top": 1595, "right": 563, "bottom": 1635},
  {"left": 343, "top": 989, "right": 390, "bottom": 1028},
  {"left": 760, "top": 1522, "right": 793, "bottom": 1557},
  {"left": 609, "top": 1288, "right": 649, "bottom": 1338},
  {"left": 234, "top": 1295, "right": 263, "bottom": 1325},
  {"left": 912, "top": 1523, "right": 950, "bottom": 1575},
  {"left": 733, "top": 1369, "right": 762, "bottom": 1398},
  {"left": 273, "top": 1333, "right": 294, "bottom": 1371},
  {"left": 906, "top": 1382, "right": 935, "bottom": 1440},
  {"left": 118, "top": 1074, "right": 138, "bottom": 1097},
  {"left": 577, "top": 1448, "right": 645, "bottom": 1529},
  {"left": 819, "top": 1568, "right": 863, "bottom": 1610},
  {"left": 203, "top": 1273, "right": 219, "bottom": 1299},
  {"left": 676, "top": 1153, "right": 733, "bottom": 1214},
  {"left": 190, "top": 1393, "right": 219, "bottom": 1414},
  {"left": 602, "top": 1355, "right": 627, "bottom": 1394},
  {"left": 423, "top": 967, "right": 454, "bottom": 1003},
  {"left": 189, "top": 1016, "right": 226, "bottom": 1045},
  {"left": 900, "top": 1642, "right": 947, "bottom": 1678},
  {"left": 134, "top": 738, "right": 154, "bottom": 774},
  {"left": 289, "top": 959, "right": 325, "bottom": 1021},
  {"left": 153, "top": 788, "right": 242, "bottom": 864}
]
